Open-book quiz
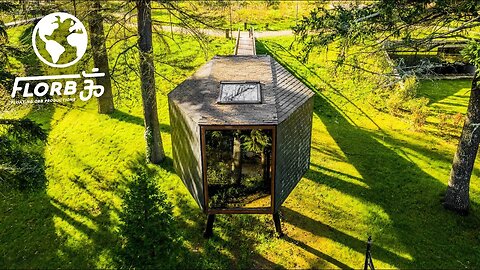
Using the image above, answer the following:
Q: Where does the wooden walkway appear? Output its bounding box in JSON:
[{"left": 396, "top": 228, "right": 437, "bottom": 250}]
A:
[{"left": 234, "top": 30, "right": 256, "bottom": 56}]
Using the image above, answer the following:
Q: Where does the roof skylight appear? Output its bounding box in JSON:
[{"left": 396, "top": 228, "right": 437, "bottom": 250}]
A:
[{"left": 218, "top": 81, "right": 261, "bottom": 104}]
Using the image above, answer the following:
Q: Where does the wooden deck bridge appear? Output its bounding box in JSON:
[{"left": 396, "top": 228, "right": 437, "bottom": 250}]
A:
[{"left": 234, "top": 28, "right": 256, "bottom": 56}]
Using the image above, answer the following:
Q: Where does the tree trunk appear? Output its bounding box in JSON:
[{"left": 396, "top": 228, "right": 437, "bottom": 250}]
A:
[
  {"left": 72, "top": 0, "right": 77, "bottom": 16},
  {"left": 443, "top": 71, "right": 480, "bottom": 215},
  {"left": 232, "top": 133, "right": 242, "bottom": 185},
  {"left": 136, "top": 0, "right": 165, "bottom": 164},
  {"left": 88, "top": 0, "right": 114, "bottom": 114},
  {"left": 263, "top": 148, "right": 271, "bottom": 189},
  {"left": 261, "top": 150, "right": 267, "bottom": 181}
]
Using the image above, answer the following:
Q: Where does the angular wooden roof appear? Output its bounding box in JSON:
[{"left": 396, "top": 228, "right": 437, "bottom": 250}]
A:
[{"left": 168, "top": 55, "right": 315, "bottom": 125}]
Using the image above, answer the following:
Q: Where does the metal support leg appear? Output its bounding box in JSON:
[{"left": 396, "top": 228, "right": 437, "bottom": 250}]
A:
[
  {"left": 203, "top": 214, "right": 215, "bottom": 238},
  {"left": 364, "top": 236, "right": 375, "bottom": 270},
  {"left": 273, "top": 212, "right": 284, "bottom": 237}
]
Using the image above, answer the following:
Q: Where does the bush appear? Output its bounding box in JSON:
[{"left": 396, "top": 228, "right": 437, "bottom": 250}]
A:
[
  {"left": 408, "top": 97, "right": 430, "bottom": 130},
  {"left": 386, "top": 75, "right": 419, "bottom": 115},
  {"left": 119, "top": 166, "right": 178, "bottom": 269},
  {"left": 437, "top": 112, "right": 450, "bottom": 135},
  {"left": 386, "top": 91, "right": 405, "bottom": 116},
  {"left": 401, "top": 76, "right": 419, "bottom": 99},
  {"left": 0, "top": 119, "right": 47, "bottom": 190}
]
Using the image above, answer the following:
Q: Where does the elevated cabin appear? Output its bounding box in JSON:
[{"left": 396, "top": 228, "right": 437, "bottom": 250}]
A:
[{"left": 168, "top": 54, "right": 315, "bottom": 236}]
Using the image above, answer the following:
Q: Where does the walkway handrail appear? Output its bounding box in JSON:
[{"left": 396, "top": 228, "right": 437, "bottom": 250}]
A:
[
  {"left": 250, "top": 26, "right": 256, "bottom": 55},
  {"left": 234, "top": 28, "right": 241, "bottom": 55}
]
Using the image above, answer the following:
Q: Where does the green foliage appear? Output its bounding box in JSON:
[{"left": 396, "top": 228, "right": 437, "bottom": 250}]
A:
[
  {"left": 461, "top": 41, "right": 480, "bottom": 68},
  {"left": 400, "top": 75, "right": 419, "bottom": 99},
  {"left": 408, "top": 97, "right": 429, "bottom": 130},
  {"left": 385, "top": 91, "right": 404, "bottom": 115},
  {"left": 0, "top": 4, "right": 23, "bottom": 92},
  {"left": 0, "top": 118, "right": 47, "bottom": 142},
  {"left": 294, "top": 1, "right": 480, "bottom": 65},
  {"left": 0, "top": 0, "right": 17, "bottom": 36},
  {"left": 208, "top": 174, "right": 266, "bottom": 209},
  {"left": 118, "top": 164, "right": 178, "bottom": 269},
  {"left": 207, "top": 161, "right": 234, "bottom": 185},
  {"left": 294, "top": 5, "right": 377, "bottom": 60},
  {"left": 0, "top": 118, "right": 47, "bottom": 190},
  {"left": 386, "top": 76, "right": 419, "bottom": 115},
  {"left": 241, "top": 130, "right": 271, "bottom": 154},
  {"left": 265, "top": 0, "right": 280, "bottom": 9}
]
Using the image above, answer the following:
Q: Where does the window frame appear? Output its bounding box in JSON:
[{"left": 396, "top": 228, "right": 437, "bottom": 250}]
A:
[{"left": 217, "top": 81, "right": 262, "bottom": 104}]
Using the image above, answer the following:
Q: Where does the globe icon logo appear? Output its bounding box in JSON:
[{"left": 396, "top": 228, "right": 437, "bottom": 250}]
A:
[{"left": 32, "top": 12, "right": 88, "bottom": 68}]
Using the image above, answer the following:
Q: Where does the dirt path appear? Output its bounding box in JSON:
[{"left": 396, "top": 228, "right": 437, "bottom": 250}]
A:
[{"left": 255, "top": 30, "right": 294, "bottom": 38}]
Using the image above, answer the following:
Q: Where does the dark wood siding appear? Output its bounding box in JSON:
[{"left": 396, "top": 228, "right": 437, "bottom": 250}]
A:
[
  {"left": 274, "top": 97, "right": 314, "bottom": 210},
  {"left": 169, "top": 100, "right": 205, "bottom": 210}
]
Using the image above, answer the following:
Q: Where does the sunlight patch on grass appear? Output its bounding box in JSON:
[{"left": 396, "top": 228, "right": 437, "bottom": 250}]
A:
[{"left": 53, "top": 216, "right": 93, "bottom": 249}]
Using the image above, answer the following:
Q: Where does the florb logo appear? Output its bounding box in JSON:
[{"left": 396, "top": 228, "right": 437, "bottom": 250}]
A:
[
  {"left": 11, "top": 12, "right": 105, "bottom": 105},
  {"left": 32, "top": 12, "right": 88, "bottom": 68}
]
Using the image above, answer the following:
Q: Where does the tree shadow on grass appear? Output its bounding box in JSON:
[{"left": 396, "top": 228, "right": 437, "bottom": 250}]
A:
[
  {"left": 416, "top": 79, "right": 471, "bottom": 105},
  {"left": 9, "top": 153, "right": 170, "bottom": 269},
  {"left": 41, "top": 151, "right": 281, "bottom": 269},
  {"left": 0, "top": 105, "right": 58, "bottom": 268},
  {"left": 0, "top": 191, "right": 60, "bottom": 268},
  {"left": 108, "top": 109, "right": 171, "bottom": 132},
  {"left": 46, "top": 151, "right": 127, "bottom": 268},
  {"left": 180, "top": 205, "right": 277, "bottom": 268},
  {"left": 162, "top": 182, "right": 285, "bottom": 269},
  {"left": 257, "top": 38, "right": 480, "bottom": 268},
  {"left": 157, "top": 155, "right": 175, "bottom": 174},
  {"left": 108, "top": 110, "right": 144, "bottom": 126},
  {"left": 282, "top": 233, "right": 353, "bottom": 269},
  {"left": 2, "top": 104, "right": 128, "bottom": 268},
  {"left": 256, "top": 39, "right": 382, "bottom": 131},
  {"left": 298, "top": 94, "right": 480, "bottom": 268},
  {"left": 34, "top": 155, "right": 174, "bottom": 268},
  {"left": 281, "top": 206, "right": 411, "bottom": 268}
]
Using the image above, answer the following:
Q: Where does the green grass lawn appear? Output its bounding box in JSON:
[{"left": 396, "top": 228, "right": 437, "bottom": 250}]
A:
[
  {"left": 255, "top": 37, "right": 480, "bottom": 268},
  {"left": 151, "top": 1, "right": 316, "bottom": 32},
  {"left": 1, "top": 30, "right": 480, "bottom": 269}
]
